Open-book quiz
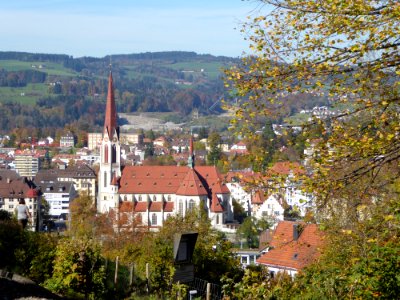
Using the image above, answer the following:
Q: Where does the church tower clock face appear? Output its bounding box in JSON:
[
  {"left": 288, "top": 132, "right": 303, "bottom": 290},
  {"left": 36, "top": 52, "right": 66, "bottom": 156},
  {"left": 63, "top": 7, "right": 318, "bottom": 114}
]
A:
[{"left": 104, "top": 137, "right": 109, "bottom": 142}]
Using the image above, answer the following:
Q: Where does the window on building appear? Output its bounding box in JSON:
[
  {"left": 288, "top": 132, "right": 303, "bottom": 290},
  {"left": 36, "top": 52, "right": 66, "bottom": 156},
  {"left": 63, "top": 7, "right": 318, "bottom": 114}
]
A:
[
  {"left": 188, "top": 199, "right": 195, "bottom": 212},
  {"left": 178, "top": 200, "right": 184, "bottom": 216},
  {"left": 153, "top": 195, "right": 156, "bottom": 202},
  {"left": 104, "top": 146, "right": 108, "bottom": 163},
  {"left": 112, "top": 145, "right": 117, "bottom": 163},
  {"left": 168, "top": 195, "right": 171, "bottom": 201},
  {"left": 151, "top": 213, "right": 157, "bottom": 225},
  {"left": 104, "top": 172, "right": 107, "bottom": 188},
  {"left": 9, "top": 205, "right": 14, "bottom": 209},
  {"left": 216, "top": 214, "right": 219, "bottom": 224},
  {"left": 139, "top": 195, "right": 142, "bottom": 202}
]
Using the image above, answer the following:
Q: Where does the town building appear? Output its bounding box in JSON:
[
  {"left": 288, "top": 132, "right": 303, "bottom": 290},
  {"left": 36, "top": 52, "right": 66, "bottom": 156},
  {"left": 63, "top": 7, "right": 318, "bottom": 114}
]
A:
[
  {"left": 14, "top": 151, "right": 40, "bottom": 179},
  {"left": 60, "top": 131, "right": 75, "bottom": 148},
  {"left": 37, "top": 180, "right": 76, "bottom": 219},
  {"left": 35, "top": 164, "right": 96, "bottom": 200}
]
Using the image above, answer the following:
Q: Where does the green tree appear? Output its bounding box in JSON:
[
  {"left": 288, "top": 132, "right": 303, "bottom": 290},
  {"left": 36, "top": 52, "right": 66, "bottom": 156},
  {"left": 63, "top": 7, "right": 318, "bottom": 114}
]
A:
[
  {"left": 224, "top": 0, "right": 400, "bottom": 298},
  {"left": 69, "top": 193, "right": 97, "bottom": 238},
  {"left": 225, "top": 0, "right": 400, "bottom": 200},
  {"left": 44, "top": 237, "right": 106, "bottom": 299},
  {"left": 0, "top": 216, "right": 24, "bottom": 270},
  {"left": 236, "top": 216, "right": 271, "bottom": 249},
  {"left": 207, "top": 131, "right": 222, "bottom": 165}
]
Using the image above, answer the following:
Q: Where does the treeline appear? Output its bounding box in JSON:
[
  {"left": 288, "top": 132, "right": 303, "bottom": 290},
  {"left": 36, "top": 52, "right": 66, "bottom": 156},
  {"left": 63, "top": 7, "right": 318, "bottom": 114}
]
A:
[
  {"left": 0, "top": 69, "right": 47, "bottom": 87},
  {"left": 0, "top": 96, "right": 103, "bottom": 130}
]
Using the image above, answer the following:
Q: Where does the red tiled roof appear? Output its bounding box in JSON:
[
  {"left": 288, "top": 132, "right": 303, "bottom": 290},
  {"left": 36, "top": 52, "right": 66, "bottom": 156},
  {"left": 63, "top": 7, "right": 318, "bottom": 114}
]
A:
[
  {"left": 257, "top": 221, "right": 324, "bottom": 270},
  {"left": 120, "top": 201, "right": 134, "bottom": 212},
  {"left": 252, "top": 190, "right": 265, "bottom": 204},
  {"left": 164, "top": 201, "right": 174, "bottom": 212},
  {"left": 195, "top": 166, "right": 230, "bottom": 194},
  {"left": 269, "top": 161, "right": 304, "bottom": 176},
  {"left": 119, "top": 165, "right": 230, "bottom": 196},
  {"left": 119, "top": 166, "right": 189, "bottom": 194},
  {"left": 0, "top": 174, "right": 37, "bottom": 199},
  {"left": 210, "top": 193, "right": 224, "bottom": 213},
  {"left": 134, "top": 202, "right": 148, "bottom": 212},
  {"left": 176, "top": 169, "right": 208, "bottom": 196},
  {"left": 149, "top": 201, "right": 163, "bottom": 212},
  {"left": 26, "top": 188, "right": 38, "bottom": 198}
]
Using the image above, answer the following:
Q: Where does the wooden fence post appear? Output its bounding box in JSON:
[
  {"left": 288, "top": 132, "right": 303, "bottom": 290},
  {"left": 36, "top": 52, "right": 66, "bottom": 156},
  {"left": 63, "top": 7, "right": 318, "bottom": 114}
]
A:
[
  {"left": 206, "top": 282, "right": 211, "bottom": 300},
  {"left": 129, "top": 263, "right": 134, "bottom": 286},
  {"left": 146, "top": 262, "right": 150, "bottom": 294},
  {"left": 114, "top": 256, "right": 119, "bottom": 286}
]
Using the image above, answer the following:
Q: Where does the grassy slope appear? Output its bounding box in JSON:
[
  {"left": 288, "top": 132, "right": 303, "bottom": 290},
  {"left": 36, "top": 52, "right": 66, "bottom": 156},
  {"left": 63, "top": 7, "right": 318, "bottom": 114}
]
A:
[{"left": 0, "top": 60, "right": 78, "bottom": 104}]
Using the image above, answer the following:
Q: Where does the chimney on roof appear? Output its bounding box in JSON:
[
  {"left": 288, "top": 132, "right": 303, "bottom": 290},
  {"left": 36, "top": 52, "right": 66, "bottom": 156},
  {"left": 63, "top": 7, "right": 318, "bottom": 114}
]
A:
[{"left": 293, "top": 224, "right": 300, "bottom": 241}]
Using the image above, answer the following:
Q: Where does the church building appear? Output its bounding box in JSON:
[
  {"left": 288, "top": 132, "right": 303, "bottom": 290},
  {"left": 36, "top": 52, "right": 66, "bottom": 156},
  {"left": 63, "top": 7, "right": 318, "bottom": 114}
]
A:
[{"left": 97, "top": 71, "right": 234, "bottom": 230}]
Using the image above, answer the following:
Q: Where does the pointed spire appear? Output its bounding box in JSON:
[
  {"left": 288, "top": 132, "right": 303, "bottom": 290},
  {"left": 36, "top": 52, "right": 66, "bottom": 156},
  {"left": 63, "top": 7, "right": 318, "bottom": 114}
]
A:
[
  {"left": 187, "top": 135, "right": 195, "bottom": 168},
  {"left": 104, "top": 70, "right": 118, "bottom": 139}
]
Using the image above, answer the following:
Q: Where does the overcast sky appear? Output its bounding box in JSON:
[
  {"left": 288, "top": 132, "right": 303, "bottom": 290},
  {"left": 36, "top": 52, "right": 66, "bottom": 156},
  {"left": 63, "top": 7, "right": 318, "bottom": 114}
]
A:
[{"left": 0, "top": 0, "right": 262, "bottom": 58}]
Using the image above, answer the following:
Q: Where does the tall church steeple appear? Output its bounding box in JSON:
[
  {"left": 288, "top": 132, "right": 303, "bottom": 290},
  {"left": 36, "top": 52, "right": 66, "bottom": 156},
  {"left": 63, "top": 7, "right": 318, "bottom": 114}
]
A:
[
  {"left": 104, "top": 71, "right": 118, "bottom": 139},
  {"left": 98, "top": 69, "right": 121, "bottom": 213}
]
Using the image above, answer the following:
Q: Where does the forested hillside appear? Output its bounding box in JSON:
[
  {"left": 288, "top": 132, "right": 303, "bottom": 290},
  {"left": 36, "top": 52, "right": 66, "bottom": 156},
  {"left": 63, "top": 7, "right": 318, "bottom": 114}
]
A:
[{"left": 0, "top": 51, "right": 236, "bottom": 133}]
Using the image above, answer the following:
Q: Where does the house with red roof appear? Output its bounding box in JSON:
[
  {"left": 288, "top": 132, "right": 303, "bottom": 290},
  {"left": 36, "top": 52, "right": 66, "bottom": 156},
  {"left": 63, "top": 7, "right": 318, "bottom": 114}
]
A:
[
  {"left": 257, "top": 221, "right": 324, "bottom": 277},
  {"left": 230, "top": 141, "right": 248, "bottom": 155},
  {"left": 0, "top": 169, "right": 41, "bottom": 231}
]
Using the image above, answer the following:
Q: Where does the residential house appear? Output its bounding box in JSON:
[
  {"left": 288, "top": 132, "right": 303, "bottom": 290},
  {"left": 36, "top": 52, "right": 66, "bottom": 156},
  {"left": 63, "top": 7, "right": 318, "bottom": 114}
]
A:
[
  {"left": 230, "top": 141, "right": 248, "bottom": 155},
  {"left": 257, "top": 221, "right": 324, "bottom": 277},
  {"left": 60, "top": 132, "right": 75, "bottom": 148},
  {"left": 0, "top": 170, "right": 41, "bottom": 231},
  {"left": 252, "top": 193, "right": 285, "bottom": 223}
]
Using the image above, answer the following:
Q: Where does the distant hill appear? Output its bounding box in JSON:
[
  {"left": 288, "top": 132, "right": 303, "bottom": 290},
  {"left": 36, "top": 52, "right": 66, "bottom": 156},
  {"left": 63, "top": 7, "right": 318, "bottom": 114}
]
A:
[{"left": 0, "top": 51, "right": 239, "bottom": 133}]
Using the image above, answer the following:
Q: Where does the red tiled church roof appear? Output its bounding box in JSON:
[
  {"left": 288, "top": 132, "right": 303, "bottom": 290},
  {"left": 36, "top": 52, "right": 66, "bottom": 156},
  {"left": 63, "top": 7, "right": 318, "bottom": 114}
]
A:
[
  {"left": 164, "top": 201, "right": 174, "bottom": 212},
  {"left": 134, "top": 202, "right": 148, "bottom": 212},
  {"left": 176, "top": 169, "right": 208, "bottom": 196},
  {"left": 119, "top": 165, "right": 229, "bottom": 196},
  {"left": 210, "top": 193, "right": 224, "bottom": 213}
]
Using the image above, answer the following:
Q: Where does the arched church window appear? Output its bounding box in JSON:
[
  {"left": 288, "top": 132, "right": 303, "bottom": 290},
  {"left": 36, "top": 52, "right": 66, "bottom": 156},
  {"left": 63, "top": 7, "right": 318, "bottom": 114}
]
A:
[
  {"left": 112, "top": 145, "right": 117, "bottom": 163},
  {"left": 104, "top": 146, "right": 108, "bottom": 163},
  {"left": 178, "top": 200, "right": 184, "bottom": 216},
  {"left": 151, "top": 213, "right": 157, "bottom": 225},
  {"left": 188, "top": 199, "right": 195, "bottom": 212},
  {"left": 104, "top": 172, "right": 107, "bottom": 188}
]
